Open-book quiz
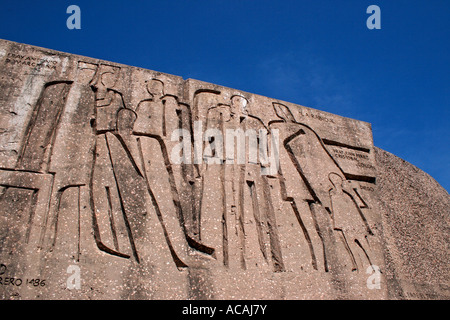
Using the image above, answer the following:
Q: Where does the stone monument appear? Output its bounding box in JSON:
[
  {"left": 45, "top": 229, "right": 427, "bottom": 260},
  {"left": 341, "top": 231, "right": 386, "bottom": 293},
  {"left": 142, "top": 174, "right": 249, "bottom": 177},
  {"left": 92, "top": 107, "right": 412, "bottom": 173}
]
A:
[{"left": 0, "top": 39, "right": 448, "bottom": 299}]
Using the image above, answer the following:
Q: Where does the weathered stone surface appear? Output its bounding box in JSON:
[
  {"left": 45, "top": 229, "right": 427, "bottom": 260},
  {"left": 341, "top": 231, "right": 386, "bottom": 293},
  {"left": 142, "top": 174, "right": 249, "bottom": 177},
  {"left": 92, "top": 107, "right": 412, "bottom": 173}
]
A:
[
  {"left": 0, "top": 39, "right": 447, "bottom": 300},
  {"left": 374, "top": 147, "right": 449, "bottom": 300}
]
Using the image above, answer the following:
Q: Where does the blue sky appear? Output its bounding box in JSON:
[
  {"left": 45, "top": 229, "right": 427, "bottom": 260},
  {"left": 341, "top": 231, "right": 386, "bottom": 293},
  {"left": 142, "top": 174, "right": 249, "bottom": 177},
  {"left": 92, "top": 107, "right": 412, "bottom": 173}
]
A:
[{"left": 0, "top": 0, "right": 449, "bottom": 191}]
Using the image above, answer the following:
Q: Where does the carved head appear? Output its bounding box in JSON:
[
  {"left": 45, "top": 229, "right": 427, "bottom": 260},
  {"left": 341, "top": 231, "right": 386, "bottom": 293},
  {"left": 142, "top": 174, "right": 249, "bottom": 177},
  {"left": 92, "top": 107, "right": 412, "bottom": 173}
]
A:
[
  {"left": 272, "top": 102, "right": 296, "bottom": 123},
  {"left": 329, "top": 172, "right": 344, "bottom": 189},
  {"left": 76, "top": 61, "right": 98, "bottom": 85},
  {"left": 231, "top": 95, "right": 248, "bottom": 117},
  {"left": 146, "top": 79, "right": 164, "bottom": 97},
  {"left": 90, "top": 64, "right": 120, "bottom": 89}
]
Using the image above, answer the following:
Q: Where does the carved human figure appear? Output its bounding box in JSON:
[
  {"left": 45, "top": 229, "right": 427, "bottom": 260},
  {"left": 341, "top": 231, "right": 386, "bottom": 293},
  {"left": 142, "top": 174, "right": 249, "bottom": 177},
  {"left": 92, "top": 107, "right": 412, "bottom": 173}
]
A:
[
  {"left": 16, "top": 80, "right": 73, "bottom": 172},
  {"left": 328, "top": 172, "right": 374, "bottom": 271},
  {"left": 199, "top": 94, "right": 284, "bottom": 271},
  {"left": 89, "top": 73, "right": 209, "bottom": 268},
  {"left": 89, "top": 64, "right": 139, "bottom": 260},
  {"left": 0, "top": 77, "right": 74, "bottom": 265},
  {"left": 134, "top": 79, "right": 181, "bottom": 139},
  {"left": 195, "top": 98, "right": 236, "bottom": 267},
  {"left": 270, "top": 102, "right": 372, "bottom": 272},
  {"left": 134, "top": 79, "right": 165, "bottom": 137},
  {"left": 133, "top": 79, "right": 215, "bottom": 266},
  {"left": 188, "top": 89, "right": 221, "bottom": 244},
  {"left": 44, "top": 61, "right": 98, "bottom": 260}
]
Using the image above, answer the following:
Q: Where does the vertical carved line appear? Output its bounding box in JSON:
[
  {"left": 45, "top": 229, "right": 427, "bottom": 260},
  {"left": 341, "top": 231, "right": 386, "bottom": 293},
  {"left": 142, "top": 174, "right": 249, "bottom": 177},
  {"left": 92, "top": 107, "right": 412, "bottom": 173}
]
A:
[
  {"left": 220, "top": 113, "right": 229, "bottom": 267},
  {"left": 48, "top": 185, "right": 84, "bottom": 259},
  {"left": 16, "top": 85, "right": 46, "bottom": 168},
  {"left": 88, "top": 137, "right": 130, "bottom": 259},
  {"left": 162, "top": 99, "right": 167, "bottom": 137},
  {"left": 343, "top": 189, "right": 374, "bottom": 236},
  {"left": 43, "top": 83, "right": 73, "bottom": 173},
  {"left": 291, "top": 200, "right": 317, "bottom": 270},
  {"left": 136, "top": 137, "right": 188, "bottom": 269},
  {"left": 355, "top": 238, "right": 375, "bottom": 268},
  {"left": 247, "top": 180, "right": 268, "bottom": 262},
  {"left": 112, "top": 132, "right": 143, "bottom": 177},
  {"left": 337, "top": 230, "right": 358, "bottom": 271},
  {"left": 155, "top": 136, "right": 184, "bottom": 225},
  {"left": 38, "top": 173, "right": 55, "bottom": 250},
  {"left": 284, "top": 136, "right": 321, "bottom": 205},
  {"left": 25, "top": 189, "right": 39, "bottom": 244},
  {"left": 308, "top": 201, "right": 329, "bottom": 272},
  {"left": 132, "top": 132, "right": 215, "bottom": 256},
  {"left": 192, "top": 174, "right": 203, "bottom": 240},
  {"left": 277, "top": 167, "right": 316, "bottom": 270},
  {"left": 158, "top": 134, "right": 215, "bottom": 255},
  {"left": 105, "top": 186, "right": 119, "bottom": 251},
  {"left": 261, "top": 176, "right": 286, "bottom": 272},
  {"left": 105, "top": 134, "right": 140, "bottom": 263},
  {"left": 238, "top": 164, "right": 247, "bottom": 270},
  {"left": 76, "top": 186, "right": 81, "bottom": 262},
  {"left": 50, "top": 188, "right": 63, "bottom": 249},
  {"left": 89, "top": 138, "right": 102, "bottom": 248}
]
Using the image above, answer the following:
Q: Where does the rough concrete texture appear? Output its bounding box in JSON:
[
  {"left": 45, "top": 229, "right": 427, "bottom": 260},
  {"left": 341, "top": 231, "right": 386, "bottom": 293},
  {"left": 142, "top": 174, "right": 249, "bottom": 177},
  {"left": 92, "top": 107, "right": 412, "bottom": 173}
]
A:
[
  {"left": 374, "top": 147, "right": 449, "bottom": 299},
  {"left": 0, "top": 39, "right": 447, "bottom": 299}
]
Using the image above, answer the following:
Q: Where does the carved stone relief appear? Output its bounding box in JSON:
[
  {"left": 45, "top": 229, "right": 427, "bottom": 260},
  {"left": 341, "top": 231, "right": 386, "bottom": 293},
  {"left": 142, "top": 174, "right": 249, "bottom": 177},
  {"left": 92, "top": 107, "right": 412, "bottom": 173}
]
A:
[{"left": 0, "top": 40, "right": 447, "bottom": 300}]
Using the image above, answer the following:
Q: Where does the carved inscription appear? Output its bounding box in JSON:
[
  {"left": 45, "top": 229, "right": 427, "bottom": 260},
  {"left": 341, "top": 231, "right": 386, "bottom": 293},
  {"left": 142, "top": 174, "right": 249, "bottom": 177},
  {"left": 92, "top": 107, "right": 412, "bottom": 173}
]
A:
[
  {"left": 0, "top": 264, "right": 46, "bottom": 288},
  {"left": 4, "top": 52, "right": 58, "bottom": 71},
  {"left": 298, "top": 108, "right": 336, "bottom": 123},
  {"left": 332, "top": 148, "right": 376, "bottom": 170}
]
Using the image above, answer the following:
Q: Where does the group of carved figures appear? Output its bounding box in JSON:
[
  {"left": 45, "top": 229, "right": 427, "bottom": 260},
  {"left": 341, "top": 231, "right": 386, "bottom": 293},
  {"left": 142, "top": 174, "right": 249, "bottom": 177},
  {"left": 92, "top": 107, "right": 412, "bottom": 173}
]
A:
[{"left": 0, "top": 61, "right": 377, "bottom": 273}]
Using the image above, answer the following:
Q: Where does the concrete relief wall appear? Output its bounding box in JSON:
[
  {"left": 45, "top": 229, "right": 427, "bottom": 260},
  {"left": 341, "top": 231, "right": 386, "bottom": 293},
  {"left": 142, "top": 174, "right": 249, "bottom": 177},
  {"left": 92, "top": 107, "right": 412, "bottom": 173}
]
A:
[{"left": 0, "top": 39, "right": 447, "bottom": 300}]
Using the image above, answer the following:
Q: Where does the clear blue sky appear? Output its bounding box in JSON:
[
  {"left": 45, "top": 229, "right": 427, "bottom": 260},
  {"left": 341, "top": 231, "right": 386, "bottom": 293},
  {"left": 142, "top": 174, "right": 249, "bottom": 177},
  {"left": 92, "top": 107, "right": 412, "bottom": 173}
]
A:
[{"left": 1, "top": 0, "right": 449, "bottom": 191}]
